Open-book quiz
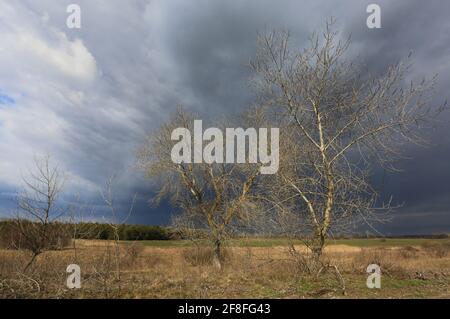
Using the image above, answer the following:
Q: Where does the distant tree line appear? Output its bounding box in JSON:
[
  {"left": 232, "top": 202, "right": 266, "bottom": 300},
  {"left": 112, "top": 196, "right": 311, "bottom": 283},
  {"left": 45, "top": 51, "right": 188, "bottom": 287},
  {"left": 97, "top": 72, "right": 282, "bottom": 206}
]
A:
[
  {"left": 71, "top": 222, "right": 173, "bottom": 241},
  {"left": 0, "top": 219, "right": 71, "bottom": 250},
  {"left": 0, "top": 220, "right": 172, "bottom": 249}
]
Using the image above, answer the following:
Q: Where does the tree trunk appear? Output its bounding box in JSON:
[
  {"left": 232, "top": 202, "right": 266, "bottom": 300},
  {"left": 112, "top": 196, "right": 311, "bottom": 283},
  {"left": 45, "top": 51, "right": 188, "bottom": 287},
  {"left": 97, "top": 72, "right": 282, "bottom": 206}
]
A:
[
  {"left": 24, "top": 252, "right": 39, "bottom": 272},
  {"left": 310, "top": 230, "right": 326, "bottom": 270},
  {"left": 312, "top": 235, "right": 325, "bottom": 259},
  {"left": 212, "top": 239, "right": 222, "bottom": 270}
]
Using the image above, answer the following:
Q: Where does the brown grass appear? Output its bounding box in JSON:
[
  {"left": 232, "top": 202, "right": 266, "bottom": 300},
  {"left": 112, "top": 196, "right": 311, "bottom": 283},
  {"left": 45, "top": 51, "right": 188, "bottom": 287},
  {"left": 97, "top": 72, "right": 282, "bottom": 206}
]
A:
[{"left": 0, "top": 239, "right": 449, "bottom": 299}]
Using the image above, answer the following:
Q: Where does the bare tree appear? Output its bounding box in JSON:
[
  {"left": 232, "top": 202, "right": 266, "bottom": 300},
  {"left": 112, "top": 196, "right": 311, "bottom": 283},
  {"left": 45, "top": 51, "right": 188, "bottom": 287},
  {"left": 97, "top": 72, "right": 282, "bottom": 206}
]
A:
[
  {"left": 100, "top": 174, "right": 136, "bottom": 292},
  {"left": 14, "top": 155, "right": 67, "bottom": 271},
  {"left": 66, "top": 194, "right": 98, "bottom": 262},
  {"left": 250, "top": 19, "right": 445, "bottom": 264},
  {"left": 137, "top": 108, "right": 265, "bottom": 269}
]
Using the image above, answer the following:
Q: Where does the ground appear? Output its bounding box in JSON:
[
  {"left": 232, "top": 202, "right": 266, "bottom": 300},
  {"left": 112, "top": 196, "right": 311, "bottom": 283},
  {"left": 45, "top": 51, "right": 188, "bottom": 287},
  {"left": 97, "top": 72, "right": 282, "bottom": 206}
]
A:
[{"left": 0, "top": 238, "right": 449, "bottom": 298}]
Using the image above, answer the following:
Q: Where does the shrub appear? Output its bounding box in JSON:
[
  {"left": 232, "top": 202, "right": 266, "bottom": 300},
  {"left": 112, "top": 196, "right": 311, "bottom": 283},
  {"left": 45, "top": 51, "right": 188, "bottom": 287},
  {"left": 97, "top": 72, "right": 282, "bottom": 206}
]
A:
[
  {"left": 421, "top": 242, "right": 450, "bottom": 258},
  {"left": 182, "top": 246, "right": 232, "bottom": 266}
]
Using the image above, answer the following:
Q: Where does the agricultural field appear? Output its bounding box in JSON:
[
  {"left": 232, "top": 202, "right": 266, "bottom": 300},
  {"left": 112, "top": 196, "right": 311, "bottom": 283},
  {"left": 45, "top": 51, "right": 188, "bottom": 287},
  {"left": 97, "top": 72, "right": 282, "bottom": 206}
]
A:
[{"left": 1, "top": 238, "right": 449, "bottom": 299}]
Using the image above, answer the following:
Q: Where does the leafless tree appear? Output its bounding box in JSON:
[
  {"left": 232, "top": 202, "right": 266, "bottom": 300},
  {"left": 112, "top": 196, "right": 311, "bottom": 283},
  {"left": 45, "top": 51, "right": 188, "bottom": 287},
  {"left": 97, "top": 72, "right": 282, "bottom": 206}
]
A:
[
  {"left": 66, "top": 194, "right": 97, "bottom": 262},
  {"left": 14, "top": 155, "right": 68, "bottom": 271},
  {"left": 137, "top": 108, "right": 265, "bottom": 269},
  {"left": 250, "top": 19, "right": 445, "bottom": 265},
  {"left": 100, "top": 174, "right": 136, "bottom": 292}
]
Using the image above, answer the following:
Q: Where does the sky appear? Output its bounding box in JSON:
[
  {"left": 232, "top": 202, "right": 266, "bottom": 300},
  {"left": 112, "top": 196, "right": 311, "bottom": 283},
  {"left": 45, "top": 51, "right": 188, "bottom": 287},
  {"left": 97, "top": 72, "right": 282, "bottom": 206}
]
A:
[{"left": 0, "top": 0, "right": 449, "bottom": 235}]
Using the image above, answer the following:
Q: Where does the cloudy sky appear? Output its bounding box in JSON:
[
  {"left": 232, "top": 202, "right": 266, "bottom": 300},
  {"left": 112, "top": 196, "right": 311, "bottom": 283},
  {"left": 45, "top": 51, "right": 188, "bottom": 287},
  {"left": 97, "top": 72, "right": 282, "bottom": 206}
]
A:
[{"left": 0, "top": 0, "right": 449, "bottom": 234}]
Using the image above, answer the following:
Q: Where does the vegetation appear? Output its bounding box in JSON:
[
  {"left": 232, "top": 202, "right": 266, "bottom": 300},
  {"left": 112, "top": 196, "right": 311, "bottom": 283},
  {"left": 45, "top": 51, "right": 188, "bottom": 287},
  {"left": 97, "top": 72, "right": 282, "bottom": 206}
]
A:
[
  {"left": 0, "top": 220, "right": 71, "bottom": 250},
  {"left": 133, "top": 237, "right": 450, "bottom": 248},
  {"left": 137, "top": 108, "right": 267, "bottom": 269},
  {"left": 0, "top": 238, "right": 448, "bottom": 298},
  {"left": 74, "top": 222, "right": 172, "bottom": 241},
  {"left": 0, "top": 220, "right": 172, "bottom": 245}
]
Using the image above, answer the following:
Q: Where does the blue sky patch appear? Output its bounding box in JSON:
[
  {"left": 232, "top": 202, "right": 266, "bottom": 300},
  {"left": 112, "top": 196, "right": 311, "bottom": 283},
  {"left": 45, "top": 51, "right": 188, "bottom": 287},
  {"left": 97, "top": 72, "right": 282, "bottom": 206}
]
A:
[{"left": 0, "top": 92, "right": 15, "bottom": 105}]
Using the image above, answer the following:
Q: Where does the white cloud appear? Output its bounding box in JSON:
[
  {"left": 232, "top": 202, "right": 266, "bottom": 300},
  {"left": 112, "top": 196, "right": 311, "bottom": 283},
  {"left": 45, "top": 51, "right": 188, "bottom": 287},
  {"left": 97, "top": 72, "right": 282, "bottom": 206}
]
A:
[{"left": 16, "top": 32, "right": 97, "bottom": 81}]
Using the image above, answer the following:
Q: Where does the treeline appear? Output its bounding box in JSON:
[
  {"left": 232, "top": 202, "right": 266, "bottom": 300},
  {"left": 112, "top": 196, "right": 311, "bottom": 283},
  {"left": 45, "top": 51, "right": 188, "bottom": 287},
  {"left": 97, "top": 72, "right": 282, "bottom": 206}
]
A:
[
  {"left": 71, "top": 222, "right": 172, "bottom": 240},
  {"left": 0, "top": 220, "right": 72, "bottom": 250},
  {"left": 1, "top": 220, "right": 447, "bottom": 250},
  {"left": 0, "top": 220, "right": 173, "bottom": 249}
]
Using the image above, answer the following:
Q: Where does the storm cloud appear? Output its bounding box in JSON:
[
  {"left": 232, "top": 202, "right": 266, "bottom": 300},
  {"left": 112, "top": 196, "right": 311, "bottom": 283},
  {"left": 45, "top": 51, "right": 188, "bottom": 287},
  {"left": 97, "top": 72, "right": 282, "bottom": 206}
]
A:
[{"left": 0, "top": 0, "right": 449, "bottom": 234}]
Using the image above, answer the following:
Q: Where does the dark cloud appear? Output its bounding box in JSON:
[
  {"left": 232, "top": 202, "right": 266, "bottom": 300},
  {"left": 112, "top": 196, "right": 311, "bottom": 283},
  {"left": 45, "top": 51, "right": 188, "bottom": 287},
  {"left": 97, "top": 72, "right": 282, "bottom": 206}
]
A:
[{"left": 0, "top": 0, "right": 449, "bottom": 234}]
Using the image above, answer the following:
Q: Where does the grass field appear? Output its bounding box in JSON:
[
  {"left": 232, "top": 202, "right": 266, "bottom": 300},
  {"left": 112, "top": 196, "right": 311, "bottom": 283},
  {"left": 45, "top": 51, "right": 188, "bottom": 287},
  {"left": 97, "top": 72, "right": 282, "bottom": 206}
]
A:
[
  {"left": 133, "top": 237, "right": 450, "bottom": 248},
  {"left": 1, "top": 238, "right": 449, "bottom": 299}
]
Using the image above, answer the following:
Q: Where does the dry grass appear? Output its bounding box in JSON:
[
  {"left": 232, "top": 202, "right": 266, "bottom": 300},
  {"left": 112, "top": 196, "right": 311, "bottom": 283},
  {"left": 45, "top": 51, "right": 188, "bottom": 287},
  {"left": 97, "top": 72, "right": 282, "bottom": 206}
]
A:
[{"left": 0, "top": 239, "right": 449, "bottom": 299}]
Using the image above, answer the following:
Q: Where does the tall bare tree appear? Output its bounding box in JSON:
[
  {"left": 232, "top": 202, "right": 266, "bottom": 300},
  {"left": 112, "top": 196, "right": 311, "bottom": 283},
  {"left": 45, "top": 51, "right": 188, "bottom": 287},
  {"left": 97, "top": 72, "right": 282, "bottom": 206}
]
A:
[
  {"left": 250, "top": 20, "right": 445, "bottom": 263},
  {"left": 14, "top": 155, "right": 67, "bottom": 271},
  {"left": 137, "top": 108, "right": 265, "bottom": 269}
]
